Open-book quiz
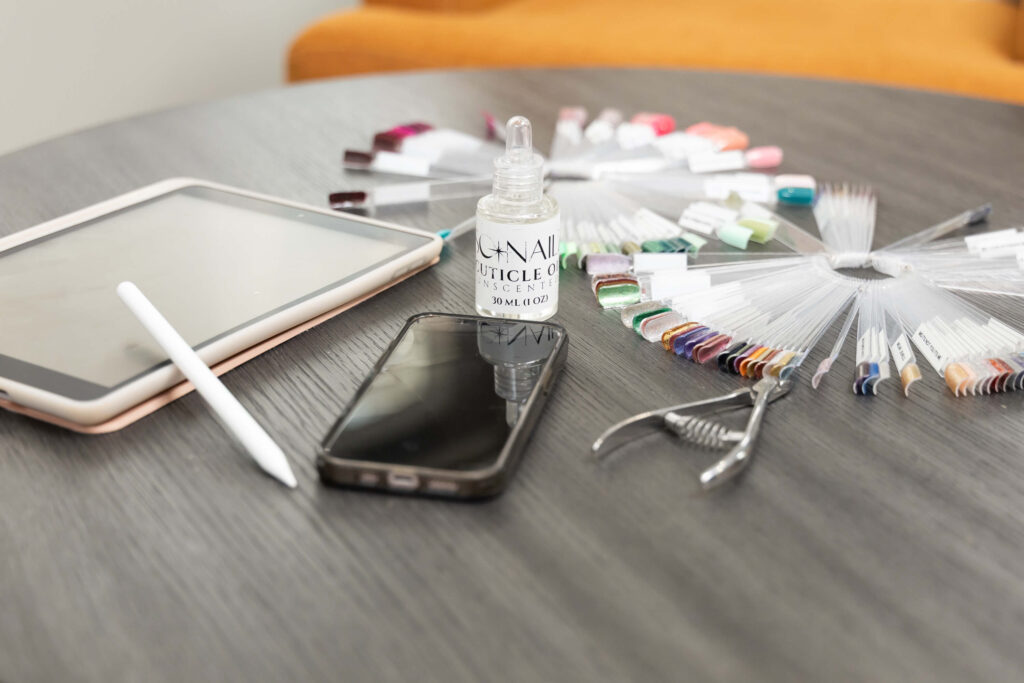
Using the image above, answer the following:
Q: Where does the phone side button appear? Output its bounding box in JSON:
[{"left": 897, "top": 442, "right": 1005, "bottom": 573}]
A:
[{"left": 387, "top": 472, "right": 420, "bottom": 491}]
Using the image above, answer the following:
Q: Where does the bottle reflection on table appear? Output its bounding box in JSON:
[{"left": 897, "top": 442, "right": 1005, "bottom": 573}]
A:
[{"left": 477, "top": 320, "right": 560, "bottom": 427}]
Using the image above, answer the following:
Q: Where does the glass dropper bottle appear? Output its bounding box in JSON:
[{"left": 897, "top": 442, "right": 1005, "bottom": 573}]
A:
[{"left": 474, "top": 116, "right": 561, "bottom": 321}]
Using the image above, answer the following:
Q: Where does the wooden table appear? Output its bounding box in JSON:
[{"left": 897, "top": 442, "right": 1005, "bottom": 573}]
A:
[{"left": 2, "top": 69, "right": 1023, "bottom": 682}]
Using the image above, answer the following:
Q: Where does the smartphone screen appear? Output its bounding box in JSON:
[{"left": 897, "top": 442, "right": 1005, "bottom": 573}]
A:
[{"left": 321, "top": 315, "right": 564, "bottom": 477}]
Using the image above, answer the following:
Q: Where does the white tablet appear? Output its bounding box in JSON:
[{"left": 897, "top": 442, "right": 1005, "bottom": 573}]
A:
[{"left": 0, "top": 178, "right": 443, "bottom": 428}]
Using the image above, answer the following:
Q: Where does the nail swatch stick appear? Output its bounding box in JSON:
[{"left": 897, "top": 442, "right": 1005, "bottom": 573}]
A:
[{"left": 116, "top": 281, "right": 298, "bottom": 488}]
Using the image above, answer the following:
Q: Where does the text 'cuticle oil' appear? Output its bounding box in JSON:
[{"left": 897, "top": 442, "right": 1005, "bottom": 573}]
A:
[{"left": 475, "top": 116, "right": 560, "bottom": 321}]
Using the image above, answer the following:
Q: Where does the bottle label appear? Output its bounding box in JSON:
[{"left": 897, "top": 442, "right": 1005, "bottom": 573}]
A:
[{"left": 475, "top": 213, "right": 560, "bottom": 318}]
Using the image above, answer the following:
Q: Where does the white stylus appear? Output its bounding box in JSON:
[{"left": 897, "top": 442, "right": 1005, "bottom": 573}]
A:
[{"left": 116, "top": 281, "right": 298, "bottom": 488}]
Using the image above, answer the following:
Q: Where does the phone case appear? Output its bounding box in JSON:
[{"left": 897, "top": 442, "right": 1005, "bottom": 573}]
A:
[{"left": 316, "top": 313, "right": 569, "bottom": 500}]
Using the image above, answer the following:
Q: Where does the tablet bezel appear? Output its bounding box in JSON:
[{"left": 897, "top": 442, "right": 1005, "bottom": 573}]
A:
[{"left": 0, "top": 178, "right": 444, "bottom": 426}]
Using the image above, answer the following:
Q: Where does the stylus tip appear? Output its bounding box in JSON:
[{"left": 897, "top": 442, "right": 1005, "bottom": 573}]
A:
[{"left": 264, "top": 459, "right": 298, "bottom": 489}]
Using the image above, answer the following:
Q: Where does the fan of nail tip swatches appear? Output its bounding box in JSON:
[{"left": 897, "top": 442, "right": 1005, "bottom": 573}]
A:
[
  {"left": 593, "top": 184, "right": 1024, "bottom": 398},
  {"left": 326, "top": 111, "right": 1024, "bottom": 398},
  {"left": 328, "top": 109, "right": 816, "bottom": 260}
]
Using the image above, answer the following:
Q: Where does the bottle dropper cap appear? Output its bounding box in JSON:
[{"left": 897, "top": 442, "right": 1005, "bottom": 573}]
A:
[{"left": 492, "top": 116, "right": 544, "bottom": 204}]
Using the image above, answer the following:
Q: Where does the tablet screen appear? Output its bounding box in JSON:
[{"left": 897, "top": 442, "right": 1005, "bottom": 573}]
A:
[{"left": 0, "top": 185, "right": 432, "bottom": 398}]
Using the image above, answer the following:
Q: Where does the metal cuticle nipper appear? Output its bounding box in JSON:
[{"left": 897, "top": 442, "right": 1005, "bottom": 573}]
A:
[{"left": 591, "top": 376, "right": 793, "bottom": 490}]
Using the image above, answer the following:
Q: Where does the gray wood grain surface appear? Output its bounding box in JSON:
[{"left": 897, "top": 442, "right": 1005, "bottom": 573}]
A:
[{"left": 1, "top": 69, "right": 1024, "bottom": 683}]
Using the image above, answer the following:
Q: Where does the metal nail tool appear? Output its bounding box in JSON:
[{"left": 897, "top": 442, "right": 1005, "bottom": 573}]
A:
[{"left": 591, "top": 375, "right": 792, "bottom": 490}]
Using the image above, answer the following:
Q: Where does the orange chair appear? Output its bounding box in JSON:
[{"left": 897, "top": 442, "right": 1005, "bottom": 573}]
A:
[{"left": 289, "top": 0, "right": 1024, "bottom": 103}]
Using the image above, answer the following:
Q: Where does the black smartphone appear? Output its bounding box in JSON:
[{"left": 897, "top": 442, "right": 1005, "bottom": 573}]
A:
[{"left": 317, "top": 313, "right": 568, "bottom": 499}]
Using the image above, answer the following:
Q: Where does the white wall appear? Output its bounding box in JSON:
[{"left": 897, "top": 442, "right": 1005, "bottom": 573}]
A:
[{"left": 0, "top": 0, "right": 356, "bottom": 155}]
